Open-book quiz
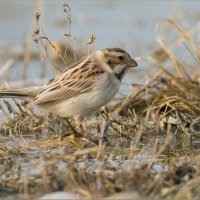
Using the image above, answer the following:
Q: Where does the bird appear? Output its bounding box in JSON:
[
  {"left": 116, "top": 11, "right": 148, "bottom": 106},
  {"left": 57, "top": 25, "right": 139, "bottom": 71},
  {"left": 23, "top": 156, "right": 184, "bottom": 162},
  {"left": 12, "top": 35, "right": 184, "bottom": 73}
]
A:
[{"left": 0, "top": 48, "right": 138, "bottom": 136}]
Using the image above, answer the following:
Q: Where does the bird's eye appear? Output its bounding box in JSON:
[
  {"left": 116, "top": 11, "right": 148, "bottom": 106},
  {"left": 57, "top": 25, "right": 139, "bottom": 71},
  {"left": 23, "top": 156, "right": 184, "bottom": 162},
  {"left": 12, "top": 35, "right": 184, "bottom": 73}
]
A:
[
  {"left": 107, "top": 60, "right": 113, "bottom": 65},
  {"left": 118, "top": 56, "right": 124, "bottom": 60}
]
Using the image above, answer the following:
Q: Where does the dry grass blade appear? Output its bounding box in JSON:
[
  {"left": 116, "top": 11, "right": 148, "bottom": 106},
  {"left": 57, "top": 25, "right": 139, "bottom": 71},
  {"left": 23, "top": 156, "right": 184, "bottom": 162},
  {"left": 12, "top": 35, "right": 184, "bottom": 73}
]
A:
[{"left": 166, "top": 19, "right": 200, "bottom": 61}]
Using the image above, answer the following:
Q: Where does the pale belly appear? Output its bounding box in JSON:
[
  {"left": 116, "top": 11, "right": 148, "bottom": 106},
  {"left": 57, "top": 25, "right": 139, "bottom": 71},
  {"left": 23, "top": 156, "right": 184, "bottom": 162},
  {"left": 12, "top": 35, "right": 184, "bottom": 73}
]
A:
[{"left": 39, "top": 75, "right": 120, "bottom": 117}]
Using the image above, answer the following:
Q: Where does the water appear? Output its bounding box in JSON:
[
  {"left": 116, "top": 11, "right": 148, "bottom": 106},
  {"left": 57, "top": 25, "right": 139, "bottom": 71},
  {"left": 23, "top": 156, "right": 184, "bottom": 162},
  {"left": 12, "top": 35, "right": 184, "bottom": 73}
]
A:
[{"left": 0, "top": 1, "right": 200, "bottom": 50}]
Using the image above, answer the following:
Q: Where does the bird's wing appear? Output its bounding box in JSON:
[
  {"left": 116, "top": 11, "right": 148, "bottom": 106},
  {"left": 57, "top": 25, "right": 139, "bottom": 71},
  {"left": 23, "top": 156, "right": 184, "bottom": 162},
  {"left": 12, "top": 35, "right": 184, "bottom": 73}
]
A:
[{"left": 32, "top": 58, "right": 104, "bottom": 105}]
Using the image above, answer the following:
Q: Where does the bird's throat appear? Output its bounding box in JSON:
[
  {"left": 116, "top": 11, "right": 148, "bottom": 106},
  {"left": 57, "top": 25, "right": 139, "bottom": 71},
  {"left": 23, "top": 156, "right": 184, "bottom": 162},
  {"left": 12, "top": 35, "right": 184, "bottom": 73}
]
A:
[
  {"left": 114, "top": 67, "right": 127, "bottom": 81},
  {"left": 112, "top": 64, "right": 127, "bottom": 81}
]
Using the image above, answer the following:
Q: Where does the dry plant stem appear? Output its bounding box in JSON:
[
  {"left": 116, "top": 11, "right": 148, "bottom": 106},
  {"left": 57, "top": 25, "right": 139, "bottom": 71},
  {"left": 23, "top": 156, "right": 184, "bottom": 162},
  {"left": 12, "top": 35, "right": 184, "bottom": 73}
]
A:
[
  {"left": 117, "top": 69, "right": 165, "bottom": 113},
  {"left": 0, "top": 59, "right": 17, "bottom": 78},
  {"left": 160, "top": 96, "right": 200, "bottom": 114},
  {"left": 38, "top": 35, "right": 62, "bottom": 72},
  {"left": 22, "top": 1, "right": 42, "bottom": 81},
  {"left": 63, "top": 2, "right": 72, "bottom": 37},
  {"left": 166, "top": 19, "right": 200, "bottom": 60},
  {"left": 39, "top": 36, "right": 67, "bottom": 67},
  {"left": 157, "top": 39, "right": 192, "bottom": 80},
  {"left": 0, "top": 104, "right": 9, "bottom": 117}
]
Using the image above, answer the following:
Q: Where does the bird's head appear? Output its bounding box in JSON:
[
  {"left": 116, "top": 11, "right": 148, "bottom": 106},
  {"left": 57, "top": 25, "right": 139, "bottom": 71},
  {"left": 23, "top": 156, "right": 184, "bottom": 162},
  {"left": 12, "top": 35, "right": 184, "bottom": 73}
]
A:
[{"left": 94, "top": 47, "right": 138, "bottom": 80}]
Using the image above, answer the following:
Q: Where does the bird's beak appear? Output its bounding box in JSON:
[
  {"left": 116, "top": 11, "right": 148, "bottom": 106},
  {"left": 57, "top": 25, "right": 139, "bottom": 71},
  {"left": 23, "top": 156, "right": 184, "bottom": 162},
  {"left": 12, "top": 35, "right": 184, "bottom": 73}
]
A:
[{"left": 128, "top": 58, "right": 138, "bottom": 67}]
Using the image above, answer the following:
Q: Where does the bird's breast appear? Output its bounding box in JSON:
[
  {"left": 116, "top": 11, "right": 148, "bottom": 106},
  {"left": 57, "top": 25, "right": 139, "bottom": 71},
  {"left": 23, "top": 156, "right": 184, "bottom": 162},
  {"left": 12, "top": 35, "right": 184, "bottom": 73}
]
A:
[{"left": 94, "top": 73, "right": 121, "bottom": 105}]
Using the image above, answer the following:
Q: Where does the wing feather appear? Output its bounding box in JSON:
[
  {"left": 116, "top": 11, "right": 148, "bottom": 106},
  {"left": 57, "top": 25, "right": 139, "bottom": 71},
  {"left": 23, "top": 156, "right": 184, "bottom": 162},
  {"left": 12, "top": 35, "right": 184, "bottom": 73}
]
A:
[{"left": 32, "top": 59, "right": 104, "bottom": 105}]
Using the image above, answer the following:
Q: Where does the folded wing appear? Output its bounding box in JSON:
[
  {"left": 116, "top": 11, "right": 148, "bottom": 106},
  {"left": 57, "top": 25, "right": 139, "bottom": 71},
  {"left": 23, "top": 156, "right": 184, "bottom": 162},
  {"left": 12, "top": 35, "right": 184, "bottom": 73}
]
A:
[{"left": 32, "top": 61, "right": 104, "bottom": 105}]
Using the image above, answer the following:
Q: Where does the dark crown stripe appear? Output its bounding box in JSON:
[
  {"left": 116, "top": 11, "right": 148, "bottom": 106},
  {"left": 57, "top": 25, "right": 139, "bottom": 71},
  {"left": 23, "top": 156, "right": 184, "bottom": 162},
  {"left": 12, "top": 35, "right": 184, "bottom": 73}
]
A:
[{"left": 106, "top": 48, "right": 127, "bottom": 54}]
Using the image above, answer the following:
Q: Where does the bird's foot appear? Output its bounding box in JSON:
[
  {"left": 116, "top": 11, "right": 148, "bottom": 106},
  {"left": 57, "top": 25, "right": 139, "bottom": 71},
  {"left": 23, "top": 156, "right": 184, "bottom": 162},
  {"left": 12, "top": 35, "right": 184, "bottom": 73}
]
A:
[{"left": 60, "top": 130, "right": 83, "bottom": 141}]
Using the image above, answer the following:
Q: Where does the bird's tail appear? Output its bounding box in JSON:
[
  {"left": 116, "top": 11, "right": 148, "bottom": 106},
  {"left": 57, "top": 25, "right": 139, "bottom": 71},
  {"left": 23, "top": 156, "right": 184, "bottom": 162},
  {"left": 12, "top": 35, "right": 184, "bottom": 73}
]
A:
[{"left": 0, "top": 87, "right": 42, "bottom": 100}]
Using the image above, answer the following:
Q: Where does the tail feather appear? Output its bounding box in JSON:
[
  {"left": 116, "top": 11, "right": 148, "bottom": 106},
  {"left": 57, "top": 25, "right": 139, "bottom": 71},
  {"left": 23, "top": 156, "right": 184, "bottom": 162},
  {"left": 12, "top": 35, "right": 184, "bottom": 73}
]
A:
[
  {"left": 0, "top": 90, "right": 30, "bottom": 98},
  {"left": 0, "top": 87, "right": 43, "bottom": 100}
]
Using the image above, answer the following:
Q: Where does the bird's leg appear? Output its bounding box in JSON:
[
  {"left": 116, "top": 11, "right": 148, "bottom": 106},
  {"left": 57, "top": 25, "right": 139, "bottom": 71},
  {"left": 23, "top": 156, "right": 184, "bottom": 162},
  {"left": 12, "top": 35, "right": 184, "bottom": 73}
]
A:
[
  {"left": 62, "top": 118, "right": 83, "bottom": 139},
  {"left": 63, "top": 117, "right": 98, "bottom": 144},
  {"left": 77, "top": 117, "right": 88, "bottom": 135},
  {"left": 76, "top": 117, "right": 99, "bottom": 144}
]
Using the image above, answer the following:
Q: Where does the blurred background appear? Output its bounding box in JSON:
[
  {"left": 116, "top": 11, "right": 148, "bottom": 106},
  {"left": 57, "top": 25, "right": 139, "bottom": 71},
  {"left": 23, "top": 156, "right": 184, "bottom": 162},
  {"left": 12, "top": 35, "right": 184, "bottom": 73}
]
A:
[{"left": 0, "top": 0, "right": 200, "bottom": 88}]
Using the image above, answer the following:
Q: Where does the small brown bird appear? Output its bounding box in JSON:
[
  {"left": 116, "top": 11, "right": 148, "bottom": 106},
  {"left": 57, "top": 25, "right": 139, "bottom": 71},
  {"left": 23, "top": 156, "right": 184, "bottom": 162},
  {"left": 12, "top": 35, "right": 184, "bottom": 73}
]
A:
[{"left": 0, "top": 48, "right": 138, "bottom": 135}]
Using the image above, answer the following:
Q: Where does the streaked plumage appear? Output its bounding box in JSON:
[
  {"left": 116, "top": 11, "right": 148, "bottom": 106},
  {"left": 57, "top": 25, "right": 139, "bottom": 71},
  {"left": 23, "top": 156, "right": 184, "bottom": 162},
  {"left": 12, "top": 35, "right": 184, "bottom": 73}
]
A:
[{"left": 0, "top": 48, "right": 138, "bottom": 117}]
